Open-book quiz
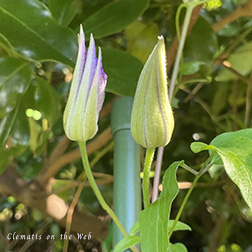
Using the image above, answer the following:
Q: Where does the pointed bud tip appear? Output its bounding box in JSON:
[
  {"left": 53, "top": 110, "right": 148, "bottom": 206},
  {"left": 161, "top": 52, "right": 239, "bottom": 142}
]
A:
[
  {"left": 90, "top": 33, "right": 94, "bottom": 41},
  {"left": 78, "top": 25, "right": 85, "bottom": 47},
  {"left": 79, "top": 24, "right": 84, "bottom": 33},
  {"left": 157, "top": 36, "right": 165, "bottom": 48},
  {"left": 88, "top": 33, "right": 96, "bottom": 51},
  {"left": 79, "top": 25, "right": 84, "bottom": 38}
]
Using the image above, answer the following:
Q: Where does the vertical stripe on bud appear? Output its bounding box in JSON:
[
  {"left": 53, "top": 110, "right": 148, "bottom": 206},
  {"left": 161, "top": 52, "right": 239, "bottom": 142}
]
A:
[
  {"left": 63, "top": 25, "right": 107, "bottom": 142},
  {"left": 131, "top": 36, "right": 174, "bottom": 148}
]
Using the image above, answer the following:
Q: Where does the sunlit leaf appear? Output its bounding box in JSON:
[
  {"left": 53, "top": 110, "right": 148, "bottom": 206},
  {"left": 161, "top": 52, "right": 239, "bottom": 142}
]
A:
[
  {"left": 125, "top": 21, "right": 160, "bottom": 63},
  {"left": 113, "top": 235, "right": 140, "bottom": 252},
  {"left": 168, "top": 220, "right": 191, "bottom": 232},
  {"left": 129, "top": 221, "right": 140, "bottom": 235},
  {"left": 169, "top": 243, "right": 188, "bottom": 252},
  {"left": 191, "top": 129, "right": 252, "bottom": 210},
  {"left": 139, "top": 161, "right": 183, "bottom": 252}
]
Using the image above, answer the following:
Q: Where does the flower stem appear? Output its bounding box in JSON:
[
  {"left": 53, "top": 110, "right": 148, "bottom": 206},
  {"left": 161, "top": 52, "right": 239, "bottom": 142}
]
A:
[
  {"left": 168, "top": 154, "right": 214, "bottom": 239},
  {"left": 169, "top": 3, "right": 194, "bottom": 100},
  {"left": 143, "top": 148, "right": 155, "bottom": 208},
  {"left": 78, "top": 141, "right": 127, "bottom": 238},
  {"left": 152, "top": 146, "right": 164, "bottom": 202},
  {"left": 168, "top": 168, "right": 203, "bottom": 239}
]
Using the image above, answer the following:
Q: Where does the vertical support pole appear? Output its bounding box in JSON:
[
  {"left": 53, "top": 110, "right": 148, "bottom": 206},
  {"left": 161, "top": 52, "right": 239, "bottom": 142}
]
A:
[{"left": 111, "top": 97, "right": 141, "bottom": 249}]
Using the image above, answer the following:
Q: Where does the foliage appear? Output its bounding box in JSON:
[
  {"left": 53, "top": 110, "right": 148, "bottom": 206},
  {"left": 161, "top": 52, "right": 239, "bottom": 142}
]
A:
[{"left": 0, "top": 0, "right": 252, "bottom": 251}]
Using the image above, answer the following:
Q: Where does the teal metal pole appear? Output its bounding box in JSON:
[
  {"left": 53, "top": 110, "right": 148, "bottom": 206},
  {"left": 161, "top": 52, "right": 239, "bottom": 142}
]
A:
[{"left": 111, "top": 97, "right": 141, "bottom": 249}]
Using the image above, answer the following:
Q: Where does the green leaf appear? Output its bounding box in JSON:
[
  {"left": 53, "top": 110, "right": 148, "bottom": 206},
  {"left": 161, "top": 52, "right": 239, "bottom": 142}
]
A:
[
  {"left": 11, "top": 104, "right": 30, "bottom": 146},
  {"left": 27, "top": 116, "right": 52, "bottom": 156},
  {"left": 179, "top": 61, "right": 206, "bottom": 75},
  {"left": 129, "top": 222, "right": 140, "bottom": 235},
  {"left": 0, "top": 103, "right": 30, "bottom": 174},
  {"left": 10, "top": 83, "right": 37, "bottom": 146},
  {"left": 168, "top": 220, "right": 191, "bottom": 232},
  {"left": 125, "top": 21, "right": 160, "bottom": 63},
  {"left": 191, "top": 129, "right": 252, "bottom": 210},
  {"left": 184, "top": 17, "right": 218, "bottom": 66},
  {"left": 169, "top": 243, "right": 188, "bottom": 252},
  {"left": 0, "top": 104, "right": 19, "bottom": 153},
  {"left": 83, "top": 0, "right": 149, "bottom": 38},
  {"left": 102, "top": 48, "right": 143, "bottom": 96},
  {"left": 216, "top": 42, "right": 252, "bottom": 82},
  {"left": 190, "top": 142, "right": 208, "bottom": 153},
  {"left": 139, "top": 161, "right": 183, "bottom": 252},
  {"left": 0, "top": 34, "right": 17, "bottom": 56},
  {"left": 211, "top": 129, "right": 252, "bottom": 165},
  {"left": 211, "top": 82, "right": 230, "bottom": 116},
  {"left": 0, "top": 58, "right": 32, "bottom": 118},
  {"left": 48, "top": 0, "right": 77, "bottom": 27},
  {"left": 34, "top": 77, "right": 61, "bottom": 125},
  {"left": 113, "top": 235, "right": 140, "bottom": 252},
  {"left": 214, "top": 138, "right": 252, "bottom": 210},
  {"left": 0, "top": 57, "right": 32, "bottom": 154},
  {"left": 0, "top": 0, "right": 77, "bottom": 66},
  {"left": 211, "top": 128, "right": 252, "bottom": 144},
  {"left": 27, "top": 117, "right": 42, "bottom": 154},
  {"left": 217, "top": 21, "right": 240, "bottom": 37}
]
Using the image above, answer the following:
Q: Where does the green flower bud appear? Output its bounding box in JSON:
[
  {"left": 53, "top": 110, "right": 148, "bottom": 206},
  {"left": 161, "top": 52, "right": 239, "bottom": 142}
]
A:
[
  {"left": 63, "top": 26, "right": 107, "bottom": 142},
  {"left": 131, "top": 36, "right": 174, "bottom": 148}
]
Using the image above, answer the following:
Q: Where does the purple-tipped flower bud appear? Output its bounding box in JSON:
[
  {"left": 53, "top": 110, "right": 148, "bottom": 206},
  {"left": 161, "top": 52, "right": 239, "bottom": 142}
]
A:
[
  {"left": 131, "top": 36, "right": 174, "bottom": 148},
  {"left": 63, "top": 25, "right": 107, "bottom": 141}
]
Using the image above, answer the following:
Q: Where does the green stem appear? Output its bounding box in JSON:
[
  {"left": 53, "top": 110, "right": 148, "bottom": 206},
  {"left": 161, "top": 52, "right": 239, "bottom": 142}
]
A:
[
  {"left": 180, "top": 162, "right": 198, "bottom": 176},
  {"left": 78, "top": 141, "right": 127, "bottom": 238},
  {"left": 169, "top": 3, "right": 194, "bottom": 101},
  {"left": 168, "top": 168, "right": 203, "bottom": 239},
  {"left": 168, "top": 153, "right": 214, "bottom": 239},
  {"left": 169, "top": 0, "right": 209, "bottom": 100},
  {"left": 175, "top": 3, "right": 185, "bottom": 42},
  {"left": 143, "top": 148, "right": 155, "bottom": 208}
]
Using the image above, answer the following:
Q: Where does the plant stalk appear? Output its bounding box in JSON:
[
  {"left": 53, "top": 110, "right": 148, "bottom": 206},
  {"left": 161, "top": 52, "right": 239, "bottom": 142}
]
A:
[
  {"left": 169, "top": 3, "right": 194, "bottom": 101},
  {"left": 168, "top": 153, "right": 215, "bottom": 238},
  {"left": 168, "top": 166, "right": 204, "bottom": 239},
  {"left": 78, "top": 141, "right": 127, "bottom": 237},
  {"left": 143, "top": 148, "right": 155, "bottom": 208},
  {"left": 152, "top": 146, "right": 164, "bottom": 202}
]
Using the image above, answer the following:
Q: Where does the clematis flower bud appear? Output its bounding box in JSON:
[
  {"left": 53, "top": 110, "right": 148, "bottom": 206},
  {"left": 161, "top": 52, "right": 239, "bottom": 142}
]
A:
[
  {"left": 131, "top": 36, "right": 174, "bottom": 148},
  {"left": 63, "top": 25, "right": 107, "bottom": 142}
]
